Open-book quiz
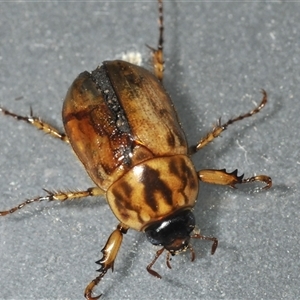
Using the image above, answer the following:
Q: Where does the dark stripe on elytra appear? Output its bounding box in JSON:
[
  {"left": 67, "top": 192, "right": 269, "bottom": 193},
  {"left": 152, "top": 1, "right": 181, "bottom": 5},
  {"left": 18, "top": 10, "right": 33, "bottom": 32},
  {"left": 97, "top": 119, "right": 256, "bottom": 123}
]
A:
[
  {"left": 168, "top": 157, "right": 188, "bottom": 204},
  {"left": 168, "top": 156, "right": 183, "bottom": 178},
  {"left": 170, "top": 156, "right": 198, "bottom": 190},
  {"left": 169, "top": 156, "right": 198, "bottom": 204},
  {"left": 112, "top": 183, "right": 144, "bottom": 225},
  {"left": 119, "top": 181, "right": 133, "bottom": 199},
  {"left": 182, "top": 160, "right": 198, "bottom": 191},
  {"left": 166, "top": 131, "right": 176, "bottom": 148},
  {"left": 91, "top": 65, "right": 134, "bottom": 166},
  {"left": 91, "top": 65, "right": 131, "bottom": 134},
  {"left": 142, "top": 165, "right": 173, "bottom": 212}
]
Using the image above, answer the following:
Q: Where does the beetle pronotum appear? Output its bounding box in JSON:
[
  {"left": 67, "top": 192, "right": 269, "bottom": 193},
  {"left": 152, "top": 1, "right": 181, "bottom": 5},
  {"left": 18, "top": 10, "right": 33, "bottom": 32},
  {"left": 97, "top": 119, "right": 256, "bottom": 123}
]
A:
[{"left": 0, "top": 1, "right": 271, "bottom": 299}]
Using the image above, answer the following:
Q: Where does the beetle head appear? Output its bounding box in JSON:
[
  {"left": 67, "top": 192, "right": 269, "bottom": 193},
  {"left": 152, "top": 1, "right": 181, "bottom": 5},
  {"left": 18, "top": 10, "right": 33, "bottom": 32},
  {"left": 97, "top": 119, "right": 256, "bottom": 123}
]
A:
[{"left": 145, "top": 209, "right": 195, "bottom": 254}]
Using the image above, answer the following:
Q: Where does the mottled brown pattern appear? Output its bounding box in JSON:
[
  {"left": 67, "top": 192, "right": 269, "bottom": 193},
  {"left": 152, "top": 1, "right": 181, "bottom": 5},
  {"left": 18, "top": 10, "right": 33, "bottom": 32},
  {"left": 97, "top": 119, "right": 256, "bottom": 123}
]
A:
[
  {"left": 63, "top": 61, "right": 188, "bottom": 190},
  {"left": 107, "top": 155, "right": 199, "bottom": 231},
  {"left": 111, "top": 183, "right": 144, "bottom": 225},
  {"left": 142, "top": 165, "right": 173, "bottom": 211},
  {"left": 105, "top": 61, "right": 188, "bottom": 156}
]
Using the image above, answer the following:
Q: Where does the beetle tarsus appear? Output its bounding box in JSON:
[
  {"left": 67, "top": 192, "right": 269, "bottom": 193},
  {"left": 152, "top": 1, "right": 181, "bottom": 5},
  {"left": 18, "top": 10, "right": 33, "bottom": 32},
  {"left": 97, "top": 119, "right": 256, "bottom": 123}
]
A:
[
  {"left": 0, "top": 106, "right": 69, "bottom": 143},
  {"left": 0, "top": 187, "right": 105, "bottom": 216},
  {"left": 195, "top": 90, "right": 268, "bottom": 151},
  {"left": 242, "top": 174, "right": 272, "bottom": 190},
  {"left": 84, "top": 271, "right": 106, "bottom": 300},
  {"left": 147, "top": 0, "right": 164, "bottom": 81}
]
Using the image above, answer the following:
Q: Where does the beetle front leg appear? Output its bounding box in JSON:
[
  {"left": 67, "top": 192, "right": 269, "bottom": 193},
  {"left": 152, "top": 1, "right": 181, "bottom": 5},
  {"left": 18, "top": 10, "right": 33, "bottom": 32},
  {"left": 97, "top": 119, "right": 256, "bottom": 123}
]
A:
[
  {"left": 84, "top": 224, "right": 128, "bottom": 300},
  {"left": 0, "top": 106, "right": 69, "bottom": 143},
  {"left": 190, "top": 90, "right": 267, "bottom": 153},
  {"left": 0, "top": 187, "right": 105, "bottom": 216},
  {"left": 198, "top": 169, "right": 272, "bottom": 190},
  {"left": 146, "top": 247, "right": 165, "bottom": 279}
]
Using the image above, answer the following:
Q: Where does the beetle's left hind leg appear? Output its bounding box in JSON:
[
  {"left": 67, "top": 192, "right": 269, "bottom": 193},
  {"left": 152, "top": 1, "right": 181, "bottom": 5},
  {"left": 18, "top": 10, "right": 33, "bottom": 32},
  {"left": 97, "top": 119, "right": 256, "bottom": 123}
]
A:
[
  {"left": 84, "top": 224, "right": 128, "bottom": 300},
  {"left": 0, "top": 107, "right": 69, "bottom": 143},
  {"left": 0, "top": 187, "right": 105, "bottom": 216},
  {"left": 190, "top": 90, "right": 267, "bottom": 153},
  {"left": 198, "top": 169, "right": 272, "bottom": 190},
  {"left": 147, "top": 0, "right": 164, "bottom": 81}
]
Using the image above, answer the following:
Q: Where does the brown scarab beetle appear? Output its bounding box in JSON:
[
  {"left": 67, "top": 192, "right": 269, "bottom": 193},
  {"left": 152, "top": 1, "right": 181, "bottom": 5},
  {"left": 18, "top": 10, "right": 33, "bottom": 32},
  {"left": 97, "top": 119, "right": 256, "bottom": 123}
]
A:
[{"left": 0, "top": 1, "right": 272, "bottom": 299}]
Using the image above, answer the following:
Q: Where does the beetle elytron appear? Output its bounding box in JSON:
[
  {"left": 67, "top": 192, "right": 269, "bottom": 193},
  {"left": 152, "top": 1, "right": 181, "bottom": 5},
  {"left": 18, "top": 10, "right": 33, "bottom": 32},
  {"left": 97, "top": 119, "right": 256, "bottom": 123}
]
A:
[{"left": 0, "top": 0, "right": 272, "bottom": 299}]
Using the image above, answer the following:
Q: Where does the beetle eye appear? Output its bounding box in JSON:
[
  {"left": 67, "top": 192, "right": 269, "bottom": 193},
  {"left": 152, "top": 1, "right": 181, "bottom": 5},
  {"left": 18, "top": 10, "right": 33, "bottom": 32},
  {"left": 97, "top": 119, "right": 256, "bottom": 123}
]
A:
[{"left": 145, "top": 210, "right": 195, "bottom": 251}]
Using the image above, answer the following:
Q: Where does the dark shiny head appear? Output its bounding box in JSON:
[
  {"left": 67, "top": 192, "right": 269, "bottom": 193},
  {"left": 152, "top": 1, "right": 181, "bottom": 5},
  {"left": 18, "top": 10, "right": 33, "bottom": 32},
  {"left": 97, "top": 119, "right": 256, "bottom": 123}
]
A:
[{"left": 145, "top": 210, "right": 195, "bottom": 253}]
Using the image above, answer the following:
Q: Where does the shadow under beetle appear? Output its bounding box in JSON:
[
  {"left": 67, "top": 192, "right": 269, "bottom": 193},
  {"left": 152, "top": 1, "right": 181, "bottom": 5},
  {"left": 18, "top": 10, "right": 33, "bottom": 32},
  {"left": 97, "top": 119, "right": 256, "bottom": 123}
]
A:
[{"left": 0, "top": 0, "right": 272, "bottom": 299}]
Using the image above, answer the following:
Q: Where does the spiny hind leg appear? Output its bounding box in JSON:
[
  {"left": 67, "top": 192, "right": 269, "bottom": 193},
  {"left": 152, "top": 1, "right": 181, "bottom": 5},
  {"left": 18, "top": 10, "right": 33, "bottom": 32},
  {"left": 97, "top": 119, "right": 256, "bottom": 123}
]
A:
[
  {"left": 190, "top": 90, "right": 268, "bottom": 153},
  {"left": 0, "top": 106, "right": 69, "bottom": 143},
  {"left": 0, "top": 187, "right": 105, "bottom": 216}
]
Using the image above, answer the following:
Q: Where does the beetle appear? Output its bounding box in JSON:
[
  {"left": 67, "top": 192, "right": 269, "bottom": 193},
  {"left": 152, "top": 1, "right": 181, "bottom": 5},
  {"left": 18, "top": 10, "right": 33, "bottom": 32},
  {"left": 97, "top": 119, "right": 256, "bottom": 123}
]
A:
[{"left": 0, "top": 0, "right": 272, "bottom": 299}]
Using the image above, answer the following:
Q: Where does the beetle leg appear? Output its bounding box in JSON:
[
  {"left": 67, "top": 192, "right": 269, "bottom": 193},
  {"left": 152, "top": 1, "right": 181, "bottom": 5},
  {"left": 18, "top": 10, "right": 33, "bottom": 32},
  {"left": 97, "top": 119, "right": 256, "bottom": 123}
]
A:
[
  {"left": 84, "top": 224, "right": 128, "bottom": 300},
  {"left": 191, "top": 233, "right": 218, "bottom": 255},
  {"left": 147, "top": 0, "right": 164, "bottom": 81},
  {"left": 198, "top": 169, "right": 272, "bottom": 190},
  {"left": 187, "top": 243, "right": 196, "bottom": 262},
  {"left": 166, "top": 251, "right": 172, "bottom": 269},
  {"left": 0, "top": 187, "right": 105, "bottom": 216},
  {"left": 190, "top": 90, "right": 267, "bottom": 152},
  {"left": 0, "top": 106, "right": 69, "bottom": 143},
  {"left": 146, "top": 247, "right": 165, "bottom": 278}
]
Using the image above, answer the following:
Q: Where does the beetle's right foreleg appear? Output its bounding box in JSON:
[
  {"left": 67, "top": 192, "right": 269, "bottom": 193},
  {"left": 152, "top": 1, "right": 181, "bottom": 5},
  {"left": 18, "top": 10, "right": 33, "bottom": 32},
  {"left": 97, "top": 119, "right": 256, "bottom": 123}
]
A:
[
  {"left": 198, "top": 168, "right": 272, "bottom": 190},
  {"left": 0, "top": 107, "right": 69, "bottom": 143},
  {"left": 0, "top": 187, "right": 105, "bottom": 216},
  {"left": 84, "top": 224, "right": 128, "bottom": 300}
]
